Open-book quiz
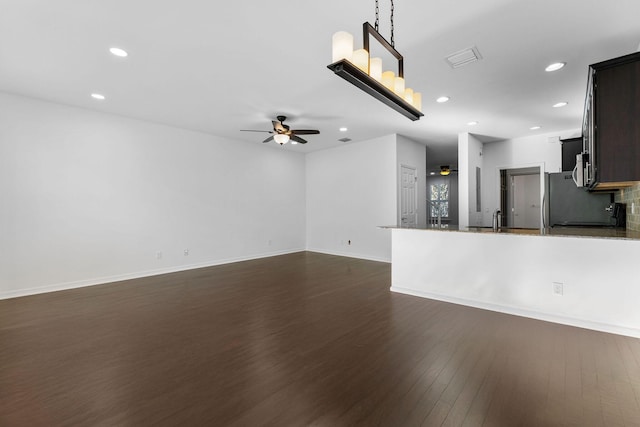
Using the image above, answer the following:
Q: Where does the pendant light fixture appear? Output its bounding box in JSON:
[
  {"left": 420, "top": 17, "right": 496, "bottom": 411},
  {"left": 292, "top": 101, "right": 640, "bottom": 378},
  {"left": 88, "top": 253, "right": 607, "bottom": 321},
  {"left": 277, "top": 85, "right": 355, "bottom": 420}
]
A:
[{"left": 327, "top": 0, "right": 423, "bottom": 121}]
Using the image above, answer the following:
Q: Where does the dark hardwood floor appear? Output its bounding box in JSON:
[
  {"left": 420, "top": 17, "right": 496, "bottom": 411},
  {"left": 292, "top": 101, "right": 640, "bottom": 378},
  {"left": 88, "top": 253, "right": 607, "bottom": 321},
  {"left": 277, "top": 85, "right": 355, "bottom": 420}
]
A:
[{"left": 1, "top": 252, "right": 640, "bottom": 426}]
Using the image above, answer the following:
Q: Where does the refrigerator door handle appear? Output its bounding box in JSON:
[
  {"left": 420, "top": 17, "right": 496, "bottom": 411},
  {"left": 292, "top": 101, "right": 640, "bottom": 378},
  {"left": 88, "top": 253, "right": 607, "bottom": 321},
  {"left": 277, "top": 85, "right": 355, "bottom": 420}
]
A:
[
  {"left": 542, "top": 192, "right": 546, "bottom": 228},
  {"left": 571, "top": 164, "right": 579, "bottom": 186}
]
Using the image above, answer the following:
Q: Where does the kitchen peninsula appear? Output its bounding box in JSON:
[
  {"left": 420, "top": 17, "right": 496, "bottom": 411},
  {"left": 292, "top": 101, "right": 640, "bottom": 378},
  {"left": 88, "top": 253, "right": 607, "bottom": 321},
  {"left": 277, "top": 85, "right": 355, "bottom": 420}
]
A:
[
  {"left": 400, "top": 50, "right": 640, "bottom": 337},
  {"left": 388, "top": 225, "right": 640, "bottom": 338}
]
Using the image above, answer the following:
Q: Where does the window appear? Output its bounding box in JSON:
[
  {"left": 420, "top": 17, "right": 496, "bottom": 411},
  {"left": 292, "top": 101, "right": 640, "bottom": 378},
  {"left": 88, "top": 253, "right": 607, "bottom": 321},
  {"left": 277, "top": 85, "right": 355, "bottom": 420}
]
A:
[{"left": 430, "top": 183, "right": 449, "bottom": 218}]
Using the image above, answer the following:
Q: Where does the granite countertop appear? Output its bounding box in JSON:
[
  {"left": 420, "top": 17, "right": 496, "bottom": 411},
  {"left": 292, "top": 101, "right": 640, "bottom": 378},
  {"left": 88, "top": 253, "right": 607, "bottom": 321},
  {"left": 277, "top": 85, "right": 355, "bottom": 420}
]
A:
[{"left": 381, "top": 225, "right": 640, "bottom": 240}]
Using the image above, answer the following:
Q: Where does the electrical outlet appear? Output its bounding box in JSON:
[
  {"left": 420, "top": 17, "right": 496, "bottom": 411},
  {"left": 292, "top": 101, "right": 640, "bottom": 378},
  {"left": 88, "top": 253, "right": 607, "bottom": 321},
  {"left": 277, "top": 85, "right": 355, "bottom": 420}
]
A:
[
  {"left": 552, "top": 282, "right": 563, "bottom": 296},
  {"left": 183, "top": 249, "right": 189, "bottom": 256},
  {"left": 156, "top": 251, "right": 162, "bottom": 260}
]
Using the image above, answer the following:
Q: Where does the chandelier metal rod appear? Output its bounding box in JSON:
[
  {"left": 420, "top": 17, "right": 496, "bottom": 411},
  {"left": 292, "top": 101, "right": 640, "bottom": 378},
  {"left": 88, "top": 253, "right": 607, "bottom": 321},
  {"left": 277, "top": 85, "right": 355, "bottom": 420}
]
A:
[
  {"left": 327, "top": 59, "right": 422, "bottom": 121},
  {"left": 362, "top": 22, "right": 403, "bottom": 78}
]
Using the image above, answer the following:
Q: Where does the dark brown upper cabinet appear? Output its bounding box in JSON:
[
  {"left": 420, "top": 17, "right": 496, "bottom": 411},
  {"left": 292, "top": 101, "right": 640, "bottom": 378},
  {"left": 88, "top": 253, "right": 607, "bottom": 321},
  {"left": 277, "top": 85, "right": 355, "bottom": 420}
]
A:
[{"left": 583, "top": 51, "right": 640, "bottom": 190}]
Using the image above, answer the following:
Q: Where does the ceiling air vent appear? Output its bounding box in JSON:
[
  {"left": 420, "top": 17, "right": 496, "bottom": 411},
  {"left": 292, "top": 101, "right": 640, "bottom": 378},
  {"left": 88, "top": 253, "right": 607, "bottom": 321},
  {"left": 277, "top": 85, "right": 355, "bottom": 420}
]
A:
[
  {"left": 338, "top": 137, "right": 352, "bottom": 142},
  {"left": 445, "top": 46, "right": 482, "bottom": 69}
]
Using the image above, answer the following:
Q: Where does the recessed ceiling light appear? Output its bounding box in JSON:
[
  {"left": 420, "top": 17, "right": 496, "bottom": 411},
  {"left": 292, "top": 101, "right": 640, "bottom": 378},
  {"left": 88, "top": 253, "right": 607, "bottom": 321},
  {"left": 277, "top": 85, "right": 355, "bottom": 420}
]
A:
[
  {"left": 467, "top": 121, "right": 479, "bottom": 126},
  {"left": 530, "top": 126, "right": 541, "bottom": 130},
  {"left": 109, "top": 47, "right": 128, "bottom": 57},
  {"left": 339, "top": 127, "right": 348, "bottom": 132},
  {"left": 430, "top": 172, "right": 436, "bottom": 176},
  {"left": 545, "top": 62, "right": 566, "bottom": 72},
  {"left": 436, "top": 96, "right": 450, "bottom": 103},
  {"left": 91, "top": 93, "right": 105, "bottom": 100},
  {"left": 553, "top": 101, "right": 568, "bottom": 108}
]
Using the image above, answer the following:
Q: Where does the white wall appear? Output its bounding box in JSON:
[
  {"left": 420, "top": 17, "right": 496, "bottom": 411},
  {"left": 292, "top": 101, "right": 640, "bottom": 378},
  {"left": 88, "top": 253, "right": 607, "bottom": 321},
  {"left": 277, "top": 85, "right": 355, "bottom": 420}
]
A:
[
  {"left": 396, "top": 135, "right": 427, "bottom": 229},
  {"left": 306, "top": 135, "right": 397, "bottom": 262},
  {"left": 0, "top": 93, "right": 306, "bottom": 298},
  {"left": 457, "top": 133, "right": 484, "bottom": 227},
  {"left": 391, "top": 228, "right": 640, "bottom": 338}
]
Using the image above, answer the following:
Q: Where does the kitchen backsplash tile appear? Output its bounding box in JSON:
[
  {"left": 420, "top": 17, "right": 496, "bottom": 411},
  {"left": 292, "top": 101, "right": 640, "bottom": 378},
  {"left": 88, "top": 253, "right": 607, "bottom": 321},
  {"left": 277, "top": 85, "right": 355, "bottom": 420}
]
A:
[{"left": 616, "top": 183, "right": 640, "bottom": 232}]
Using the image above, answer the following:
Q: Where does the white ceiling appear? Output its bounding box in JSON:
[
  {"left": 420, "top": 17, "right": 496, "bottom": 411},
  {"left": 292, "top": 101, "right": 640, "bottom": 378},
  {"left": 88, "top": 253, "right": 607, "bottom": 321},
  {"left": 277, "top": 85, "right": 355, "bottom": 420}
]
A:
[{"left": 1, "top": 0, "right": 639, "bottom": 167}]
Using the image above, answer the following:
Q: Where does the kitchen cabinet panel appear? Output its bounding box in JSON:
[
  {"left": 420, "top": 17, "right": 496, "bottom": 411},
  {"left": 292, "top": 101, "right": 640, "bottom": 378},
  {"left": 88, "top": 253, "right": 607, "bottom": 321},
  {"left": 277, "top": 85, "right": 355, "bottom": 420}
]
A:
[{"left": 584, "top": 52, "right": 640, "bottom": 189}]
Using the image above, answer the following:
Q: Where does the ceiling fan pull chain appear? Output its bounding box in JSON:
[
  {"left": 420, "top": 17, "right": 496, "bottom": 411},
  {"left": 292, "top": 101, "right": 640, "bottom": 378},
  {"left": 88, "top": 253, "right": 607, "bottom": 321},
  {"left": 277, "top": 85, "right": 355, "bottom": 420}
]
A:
[{"left": 375, "top": 0, "right": 379, "bottom": 32}]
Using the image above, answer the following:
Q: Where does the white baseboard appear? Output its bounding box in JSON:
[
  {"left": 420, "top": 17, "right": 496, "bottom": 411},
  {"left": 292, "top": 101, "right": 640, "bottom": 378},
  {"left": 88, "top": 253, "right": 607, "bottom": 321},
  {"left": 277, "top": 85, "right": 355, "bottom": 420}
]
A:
[
  {"left": 390, "top": 286, "right": 640, "bottom": 339},
  {"left": 306, "top": 248, "right": 391, "bottom": 264},
  {"left": 1, "top": 248, "right": 305, "bottom": 300}
]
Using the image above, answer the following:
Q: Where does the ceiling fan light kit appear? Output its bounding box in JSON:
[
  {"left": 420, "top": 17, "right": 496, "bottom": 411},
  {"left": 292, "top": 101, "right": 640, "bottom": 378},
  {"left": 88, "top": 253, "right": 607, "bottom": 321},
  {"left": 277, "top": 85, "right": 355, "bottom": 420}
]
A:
[
  {"left": 273, "top": 134, "right": 290, "bottom": 145},
  {"left": 327, "top": 0, "right": 424, "bottom": 121}
]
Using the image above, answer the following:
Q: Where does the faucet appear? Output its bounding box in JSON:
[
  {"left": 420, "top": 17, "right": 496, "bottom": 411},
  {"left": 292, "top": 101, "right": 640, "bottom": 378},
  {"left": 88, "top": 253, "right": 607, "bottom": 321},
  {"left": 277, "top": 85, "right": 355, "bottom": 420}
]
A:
[{"left": 492, "top": 209, "right": 502, "bottom": 231}]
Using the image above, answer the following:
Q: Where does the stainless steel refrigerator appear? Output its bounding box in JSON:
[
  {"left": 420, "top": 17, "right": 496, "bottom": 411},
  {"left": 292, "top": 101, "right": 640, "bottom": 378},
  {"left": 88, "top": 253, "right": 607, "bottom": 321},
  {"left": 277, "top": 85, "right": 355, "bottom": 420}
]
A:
[{"left": 544, "top": 172, "right": 613, "bottom": 227}]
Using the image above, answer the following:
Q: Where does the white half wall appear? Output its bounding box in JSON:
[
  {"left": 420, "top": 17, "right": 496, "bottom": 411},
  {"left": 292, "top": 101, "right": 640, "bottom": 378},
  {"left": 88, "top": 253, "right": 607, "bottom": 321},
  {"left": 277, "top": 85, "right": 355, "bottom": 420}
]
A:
[
  {"left": 305, "top": 135, "right": 397, "bottom": 262},
  {"left": 391, "top": 228, "right": 640, "bottom": 338},
  {"left": 0, "top": 93, "right": 306, "bottom": 298}
]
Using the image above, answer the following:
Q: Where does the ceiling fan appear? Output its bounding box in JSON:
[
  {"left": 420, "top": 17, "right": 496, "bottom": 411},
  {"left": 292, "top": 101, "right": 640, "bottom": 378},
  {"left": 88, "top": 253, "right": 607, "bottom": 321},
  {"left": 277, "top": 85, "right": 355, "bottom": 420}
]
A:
[
  {"left": 241, "top": 115, "right": 320, "bottom": 145},
  {"left": 439, "top": 165, "right": 459, "bottom": 176}
]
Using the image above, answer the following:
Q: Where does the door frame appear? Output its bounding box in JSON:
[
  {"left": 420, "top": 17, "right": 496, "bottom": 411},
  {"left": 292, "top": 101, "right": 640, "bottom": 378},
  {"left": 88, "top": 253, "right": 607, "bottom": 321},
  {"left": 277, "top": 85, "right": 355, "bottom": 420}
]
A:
[{"left": 494, "top": 162, "right": 545, "bottom": 231}]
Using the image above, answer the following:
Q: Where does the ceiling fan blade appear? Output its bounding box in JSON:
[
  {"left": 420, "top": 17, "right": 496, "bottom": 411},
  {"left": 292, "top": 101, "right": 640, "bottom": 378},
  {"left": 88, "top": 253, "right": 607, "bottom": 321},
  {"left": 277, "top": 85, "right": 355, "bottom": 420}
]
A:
[
  {"left": 262, "top": 135, "right": 274, "bottom": 143},
  {"left": 291, "top": 129, "right": 320, "bottom": 135},
  {"left": 272, "top": 120, "right": 286, "bottom": 133},
  {"left": 290, "top": 135, "right": 307, "bottom": 144},
  {"left": 240, "top": 129, "right": 273, "bottom": 133}
]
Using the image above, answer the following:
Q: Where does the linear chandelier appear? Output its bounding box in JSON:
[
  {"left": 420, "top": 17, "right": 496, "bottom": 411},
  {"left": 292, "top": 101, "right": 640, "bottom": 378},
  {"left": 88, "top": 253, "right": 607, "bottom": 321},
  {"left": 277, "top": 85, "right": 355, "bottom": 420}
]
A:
[{"left": 327, "top": 0, "right": 423, "bottom": 121}]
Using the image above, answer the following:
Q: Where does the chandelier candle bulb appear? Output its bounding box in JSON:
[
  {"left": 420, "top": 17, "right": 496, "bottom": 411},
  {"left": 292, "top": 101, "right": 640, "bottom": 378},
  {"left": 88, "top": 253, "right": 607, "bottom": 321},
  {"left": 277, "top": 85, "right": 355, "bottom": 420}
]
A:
[
  {"left": 332, "top": 31, "right": 354, "bottom": 62},
  {"left": 413, "top": 92, "right": 422, "bottom": 111},
  {"left": 369, "top": 57, "right": 382, "bottom": 81},
  {"left": 352, "top": 49, "right": 369, "bottom": 73},
  {"left": 394, "top": 76, "right": 405, "bottom": 97},
  {"left": 382, "top": 71, "right": 395, "bottom": 90},
  {"left": 404, "top": 88, "right": 414, "bottom": 104}
]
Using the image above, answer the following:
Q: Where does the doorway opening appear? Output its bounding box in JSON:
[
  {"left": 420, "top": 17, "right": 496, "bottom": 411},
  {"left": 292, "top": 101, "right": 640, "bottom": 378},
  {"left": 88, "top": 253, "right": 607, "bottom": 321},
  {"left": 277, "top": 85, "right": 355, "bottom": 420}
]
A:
[{"left": 500, "top": 167, "right": 541, "bottom": 229}]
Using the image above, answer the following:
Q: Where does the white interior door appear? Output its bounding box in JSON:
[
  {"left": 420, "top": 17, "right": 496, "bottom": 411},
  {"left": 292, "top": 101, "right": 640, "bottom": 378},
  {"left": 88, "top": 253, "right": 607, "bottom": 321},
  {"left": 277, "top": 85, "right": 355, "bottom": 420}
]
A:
[
  {"left": 400, "top": 165, "right": 418, "bottom": 228},
  {"left": 511, "top": 174, "right": 541, "bottom": 228}
]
